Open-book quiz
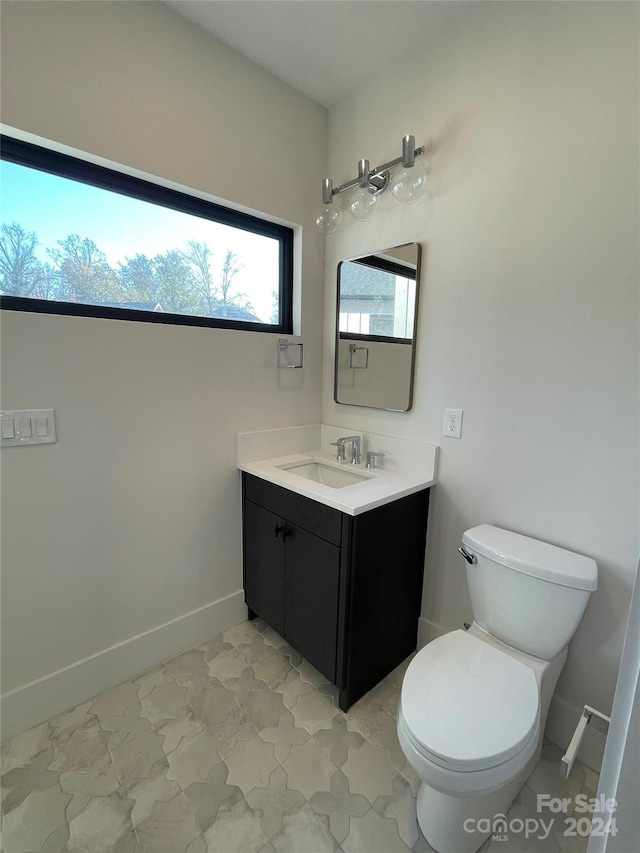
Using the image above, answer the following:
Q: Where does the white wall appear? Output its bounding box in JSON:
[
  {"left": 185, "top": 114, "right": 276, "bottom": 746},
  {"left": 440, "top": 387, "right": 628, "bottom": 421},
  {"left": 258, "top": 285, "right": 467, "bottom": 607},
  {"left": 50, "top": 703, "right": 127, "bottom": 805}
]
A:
[
  {"left": 0, "top": 0, "right": 325, "bottom": 737},
  {"left": 322, "top": 1, "right": 639, "bottom": 769},
  {"left": 336, "top": 338, "right": 413, "bottom": 410}
]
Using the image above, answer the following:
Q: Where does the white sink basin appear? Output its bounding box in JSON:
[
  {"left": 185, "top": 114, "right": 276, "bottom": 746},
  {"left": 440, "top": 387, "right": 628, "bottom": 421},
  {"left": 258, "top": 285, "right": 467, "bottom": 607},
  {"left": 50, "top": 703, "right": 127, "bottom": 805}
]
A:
[
  {"left": 277, "top": 460, "right": 372, "bottom": 489},
  {"left": 238, "top": 428, "right": 438, "bottom": 514}
]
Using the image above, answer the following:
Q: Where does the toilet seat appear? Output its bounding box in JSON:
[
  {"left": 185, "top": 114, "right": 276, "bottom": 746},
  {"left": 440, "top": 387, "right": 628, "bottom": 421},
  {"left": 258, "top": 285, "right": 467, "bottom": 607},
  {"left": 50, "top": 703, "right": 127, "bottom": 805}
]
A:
[{"left": 401, "top": 630, "right": 539, "bottom": 772}]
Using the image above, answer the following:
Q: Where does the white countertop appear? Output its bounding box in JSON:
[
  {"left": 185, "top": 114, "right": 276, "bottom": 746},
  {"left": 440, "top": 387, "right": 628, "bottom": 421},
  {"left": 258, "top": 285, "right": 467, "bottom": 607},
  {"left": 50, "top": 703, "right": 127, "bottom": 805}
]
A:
[{"left": 239, "top": 448, "right": 436, "bottom": 515}]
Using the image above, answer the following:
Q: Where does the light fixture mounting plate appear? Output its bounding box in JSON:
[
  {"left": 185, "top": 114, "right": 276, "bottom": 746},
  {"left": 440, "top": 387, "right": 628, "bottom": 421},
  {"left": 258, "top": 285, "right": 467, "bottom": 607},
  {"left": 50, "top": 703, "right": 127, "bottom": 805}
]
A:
[{"left": 368, "top": 170, "right": 390, "bottom": 195}]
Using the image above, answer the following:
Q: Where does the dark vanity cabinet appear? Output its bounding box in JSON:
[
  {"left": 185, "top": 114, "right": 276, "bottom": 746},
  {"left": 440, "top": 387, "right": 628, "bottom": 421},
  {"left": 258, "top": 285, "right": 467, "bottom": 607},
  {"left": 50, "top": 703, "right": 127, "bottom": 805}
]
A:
[{"left": 242, "top": 472, "right": 430, "bottom": 710}]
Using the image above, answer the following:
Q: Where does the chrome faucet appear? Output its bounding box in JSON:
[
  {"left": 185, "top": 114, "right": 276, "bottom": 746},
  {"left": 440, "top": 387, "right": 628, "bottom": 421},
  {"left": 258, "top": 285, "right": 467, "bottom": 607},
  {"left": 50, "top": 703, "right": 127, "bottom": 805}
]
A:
[{"left": 330, "top": 435, "right": 362, "bottom": 465}]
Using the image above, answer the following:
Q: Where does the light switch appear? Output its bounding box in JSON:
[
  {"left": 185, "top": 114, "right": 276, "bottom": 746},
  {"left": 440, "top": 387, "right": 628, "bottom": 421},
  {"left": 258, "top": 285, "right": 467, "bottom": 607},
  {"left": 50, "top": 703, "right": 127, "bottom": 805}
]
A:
[
  {"left": 18, "top": 417, "right": 33, "bottom": 438},
  {"left": 1, "top": 418, "right": 15, "bottom": 439},
  {"left": 1, "top": 409, "right": 56, "bottom": 446}
]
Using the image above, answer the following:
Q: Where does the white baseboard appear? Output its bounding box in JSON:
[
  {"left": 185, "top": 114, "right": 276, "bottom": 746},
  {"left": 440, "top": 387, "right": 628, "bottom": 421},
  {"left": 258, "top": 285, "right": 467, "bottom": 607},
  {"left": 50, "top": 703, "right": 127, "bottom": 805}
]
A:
[
  {"left": 1, "top": 590, "right": 247, "bottom": 742},
  {"left": 417, "top": 616, "right": 449, "bottom": 650}
]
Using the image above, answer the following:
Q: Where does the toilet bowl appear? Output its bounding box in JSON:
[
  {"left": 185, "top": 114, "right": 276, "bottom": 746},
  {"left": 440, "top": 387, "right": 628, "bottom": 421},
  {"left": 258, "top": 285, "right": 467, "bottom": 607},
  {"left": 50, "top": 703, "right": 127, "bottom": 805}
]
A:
[{"left": 398, "top": 525, "right": 597, "bottom": 853}]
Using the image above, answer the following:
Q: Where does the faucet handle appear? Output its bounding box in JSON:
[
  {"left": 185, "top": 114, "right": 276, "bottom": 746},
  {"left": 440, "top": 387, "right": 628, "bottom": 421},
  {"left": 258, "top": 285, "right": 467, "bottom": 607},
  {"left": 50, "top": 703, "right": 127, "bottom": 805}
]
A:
[
  {"left": 366, "top": 450, "right": 385, "bottom": 471},
  {"left": 330, "top": 441, "right": 346, "bottom": 462},
  {"left": 365, "top": 451, "right": 385, "bottom": 470}
]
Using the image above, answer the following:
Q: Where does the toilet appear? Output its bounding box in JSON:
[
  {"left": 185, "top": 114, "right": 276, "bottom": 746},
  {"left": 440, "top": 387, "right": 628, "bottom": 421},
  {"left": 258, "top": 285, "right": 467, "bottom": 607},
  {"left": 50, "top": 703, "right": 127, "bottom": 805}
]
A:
[{"left": 398, "top": 524, "right": 598, "bottom": 853}]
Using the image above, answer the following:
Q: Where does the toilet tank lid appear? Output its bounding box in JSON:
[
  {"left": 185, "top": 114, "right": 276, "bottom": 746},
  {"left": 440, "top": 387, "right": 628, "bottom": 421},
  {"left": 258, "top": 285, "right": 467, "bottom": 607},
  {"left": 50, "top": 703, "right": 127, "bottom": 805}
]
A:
[{"left": 462, "top": 525, "right": 598, "bottom": 591}]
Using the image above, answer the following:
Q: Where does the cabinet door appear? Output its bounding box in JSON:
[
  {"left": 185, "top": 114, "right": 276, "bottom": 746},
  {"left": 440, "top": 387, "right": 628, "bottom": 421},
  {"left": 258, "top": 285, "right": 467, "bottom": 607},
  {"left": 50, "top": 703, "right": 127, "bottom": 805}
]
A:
[
  {"left": 284, "top": 525, "right": 340, "bottom": 683},
  {"left": 243, "top": 500, "right": 285, "bottom": 636}
]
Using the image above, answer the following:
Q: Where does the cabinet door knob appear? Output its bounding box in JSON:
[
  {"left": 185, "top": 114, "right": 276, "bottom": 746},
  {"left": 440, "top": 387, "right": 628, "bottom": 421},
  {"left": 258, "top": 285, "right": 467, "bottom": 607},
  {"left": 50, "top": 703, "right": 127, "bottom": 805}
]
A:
[{"left": 274, "top": 524, "right": 285, "bottom": 538}]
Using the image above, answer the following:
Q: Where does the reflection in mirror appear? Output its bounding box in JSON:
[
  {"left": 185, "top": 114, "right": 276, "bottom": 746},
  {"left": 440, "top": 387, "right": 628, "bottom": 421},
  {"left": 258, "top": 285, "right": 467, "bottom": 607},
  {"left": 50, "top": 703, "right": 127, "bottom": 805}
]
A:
[{"left": 334, "top": 243, "right": 421, "bottom": 412}]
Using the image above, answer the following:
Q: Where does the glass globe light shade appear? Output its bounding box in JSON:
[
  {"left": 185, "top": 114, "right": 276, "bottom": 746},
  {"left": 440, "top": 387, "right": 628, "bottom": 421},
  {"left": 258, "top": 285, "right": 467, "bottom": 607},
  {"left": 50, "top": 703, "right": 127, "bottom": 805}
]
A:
[
  {"left": 391, "top": 163, "right": 429, "bottom": 205},
  {"left": 315, "top": 205, "right": 339, "bottom": 233},
  {"left": 349, "top": 187, "right": 379, "bottom": 221}
]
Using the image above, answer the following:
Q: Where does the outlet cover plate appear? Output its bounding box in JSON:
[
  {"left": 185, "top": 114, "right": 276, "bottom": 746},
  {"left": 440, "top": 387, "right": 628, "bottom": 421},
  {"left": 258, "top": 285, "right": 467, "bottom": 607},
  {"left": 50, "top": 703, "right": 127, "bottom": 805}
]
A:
[{"left": 444, "top": 408, "right": 463, "bottom": 439}]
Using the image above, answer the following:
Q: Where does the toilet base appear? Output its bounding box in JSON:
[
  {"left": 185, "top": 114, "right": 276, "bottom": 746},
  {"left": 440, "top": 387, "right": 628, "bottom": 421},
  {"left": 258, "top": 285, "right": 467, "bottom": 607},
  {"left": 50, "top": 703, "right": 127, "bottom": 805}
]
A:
[{"left": 416, "top": 771, "right": 527, "bottom": 853}]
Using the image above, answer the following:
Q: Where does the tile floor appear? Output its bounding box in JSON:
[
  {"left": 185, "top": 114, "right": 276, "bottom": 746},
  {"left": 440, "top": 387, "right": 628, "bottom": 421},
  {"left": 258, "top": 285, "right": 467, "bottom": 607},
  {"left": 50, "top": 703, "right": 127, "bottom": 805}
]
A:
[{"left": 1, "top": 618, "right": 596, "bottom": 853}]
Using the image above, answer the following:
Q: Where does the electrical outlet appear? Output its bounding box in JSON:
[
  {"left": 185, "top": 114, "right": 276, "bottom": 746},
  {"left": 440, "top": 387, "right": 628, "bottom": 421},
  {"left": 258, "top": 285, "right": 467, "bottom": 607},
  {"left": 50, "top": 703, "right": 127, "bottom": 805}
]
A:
[{"left": 444, "top": 408, "right": 463, "bottom": 439}]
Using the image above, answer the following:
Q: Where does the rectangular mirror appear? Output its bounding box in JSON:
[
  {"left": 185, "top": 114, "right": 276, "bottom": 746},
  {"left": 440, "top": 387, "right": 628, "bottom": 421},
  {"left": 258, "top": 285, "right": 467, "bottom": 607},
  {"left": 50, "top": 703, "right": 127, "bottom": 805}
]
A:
[{"left": 334, "top": 243, "right": 421, "bottom": 412}]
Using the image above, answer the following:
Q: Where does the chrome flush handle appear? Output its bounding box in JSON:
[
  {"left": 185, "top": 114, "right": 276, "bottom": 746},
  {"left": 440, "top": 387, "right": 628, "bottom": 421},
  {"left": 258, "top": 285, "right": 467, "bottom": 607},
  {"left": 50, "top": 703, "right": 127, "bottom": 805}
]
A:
[{"left": 457, "top": 545, "right": 477, "bottom": 565}]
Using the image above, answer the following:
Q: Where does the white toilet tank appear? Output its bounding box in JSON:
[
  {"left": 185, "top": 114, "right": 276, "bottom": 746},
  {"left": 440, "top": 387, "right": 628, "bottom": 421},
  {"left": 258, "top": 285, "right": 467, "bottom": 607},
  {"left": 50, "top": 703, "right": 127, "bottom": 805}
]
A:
[{"left": 462, "top": 525, "right": 597, "bottom": 660}]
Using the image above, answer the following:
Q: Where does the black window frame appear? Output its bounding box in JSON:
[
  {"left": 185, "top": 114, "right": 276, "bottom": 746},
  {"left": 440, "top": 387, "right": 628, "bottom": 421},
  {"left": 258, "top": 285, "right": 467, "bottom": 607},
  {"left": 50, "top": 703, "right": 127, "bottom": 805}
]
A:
[{"left": 0, "top": 135, "right": 294, "bottom": 334}]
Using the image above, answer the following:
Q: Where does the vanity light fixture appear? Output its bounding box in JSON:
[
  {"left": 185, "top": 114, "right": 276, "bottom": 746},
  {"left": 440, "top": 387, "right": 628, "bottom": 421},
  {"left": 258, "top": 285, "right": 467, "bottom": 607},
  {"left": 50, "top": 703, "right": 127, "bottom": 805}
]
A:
[{"left": 315, "top": 134, "right": 428, "bottom": 232}]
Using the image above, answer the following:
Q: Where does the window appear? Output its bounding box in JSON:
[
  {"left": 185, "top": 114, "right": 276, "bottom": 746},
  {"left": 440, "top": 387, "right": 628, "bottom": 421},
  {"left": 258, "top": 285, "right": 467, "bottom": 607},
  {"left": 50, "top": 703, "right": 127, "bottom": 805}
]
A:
[
  {"left": 0, "top": 136, "right": 293, "bottom": 333},
  {"left": 338, "top": 255, "right": 416, "bottom": 342}
]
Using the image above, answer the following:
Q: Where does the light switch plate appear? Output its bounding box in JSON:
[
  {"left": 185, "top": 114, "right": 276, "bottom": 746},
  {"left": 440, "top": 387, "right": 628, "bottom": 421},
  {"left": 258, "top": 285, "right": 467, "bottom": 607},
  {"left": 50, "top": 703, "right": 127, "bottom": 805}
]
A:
[{"left": 1, "top": 409, "right": 56, "bottom": 446}]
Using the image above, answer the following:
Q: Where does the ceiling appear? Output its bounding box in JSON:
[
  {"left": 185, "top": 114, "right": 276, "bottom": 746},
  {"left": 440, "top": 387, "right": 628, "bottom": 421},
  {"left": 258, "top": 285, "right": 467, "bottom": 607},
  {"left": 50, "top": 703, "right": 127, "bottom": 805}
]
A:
[{"left": 164, "top": 1, "right": 463, "bottom": 108}]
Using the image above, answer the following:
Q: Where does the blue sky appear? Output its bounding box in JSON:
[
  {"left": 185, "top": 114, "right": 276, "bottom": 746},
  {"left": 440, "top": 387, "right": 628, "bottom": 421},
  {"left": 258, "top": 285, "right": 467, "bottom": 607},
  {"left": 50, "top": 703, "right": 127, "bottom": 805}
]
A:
[{"left": 0, "top": 161, "right": 279, "bottom": 321}]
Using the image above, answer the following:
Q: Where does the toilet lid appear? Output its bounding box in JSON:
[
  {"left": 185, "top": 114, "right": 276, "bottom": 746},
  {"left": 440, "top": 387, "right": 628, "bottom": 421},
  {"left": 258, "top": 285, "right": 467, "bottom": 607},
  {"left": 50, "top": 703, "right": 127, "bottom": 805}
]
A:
[{"left": 401, "top": 630, "right": 539, "bottom": 772}]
